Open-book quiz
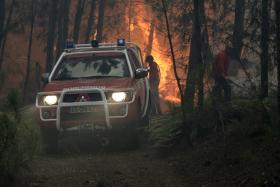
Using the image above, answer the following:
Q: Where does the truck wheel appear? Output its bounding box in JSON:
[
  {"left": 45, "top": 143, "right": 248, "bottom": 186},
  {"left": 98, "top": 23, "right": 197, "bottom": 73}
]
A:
[
  {"left": 123, "top": 122, "right": 139, "bottom": 149},
  {"left": 109, "top": 104, "right": 140, "bottom": 150},
  {"left": 109, "top": 121, "right": 139, "bottom": 151},
  {"left": 41, "top": 128, "right": 58, "bottom": 153}
]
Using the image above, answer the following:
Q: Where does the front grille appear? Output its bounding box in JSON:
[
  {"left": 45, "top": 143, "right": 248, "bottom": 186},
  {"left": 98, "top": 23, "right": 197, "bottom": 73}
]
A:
[
  {"left": 63, "top": 92, "right": 102, "bottom": 103},
  {"left": 60, "top": 105, "right": 106, "bottom": 126}
]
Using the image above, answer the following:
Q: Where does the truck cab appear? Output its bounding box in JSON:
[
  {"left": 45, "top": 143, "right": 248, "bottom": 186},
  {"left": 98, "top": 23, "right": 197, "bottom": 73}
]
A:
[{"left": 36, "top": 39, "right": 150, "bottom": 151}]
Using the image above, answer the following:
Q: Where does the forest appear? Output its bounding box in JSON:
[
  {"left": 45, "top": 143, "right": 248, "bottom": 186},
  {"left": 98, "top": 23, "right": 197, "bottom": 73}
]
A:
[{"left": 0, "top": 0, "right": 280, "bottom": 186}]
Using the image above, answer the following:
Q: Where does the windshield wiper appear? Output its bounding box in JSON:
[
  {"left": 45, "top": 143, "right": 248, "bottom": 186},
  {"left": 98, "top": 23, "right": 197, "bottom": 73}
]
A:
[
  {"left": 53, "top": 76, "right": 123, "bottom": 81},
  {"left": 52, "top": 77, "right": 80, "bottom": 81},
  {"left": 81, "top": 76, "right": 123, "bottom": 79}
]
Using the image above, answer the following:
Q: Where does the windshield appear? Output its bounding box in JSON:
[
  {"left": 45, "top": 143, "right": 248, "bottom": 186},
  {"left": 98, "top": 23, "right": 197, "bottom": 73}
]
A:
[{"left": 51, "top": 52, "right": 130, "bottom": 81}]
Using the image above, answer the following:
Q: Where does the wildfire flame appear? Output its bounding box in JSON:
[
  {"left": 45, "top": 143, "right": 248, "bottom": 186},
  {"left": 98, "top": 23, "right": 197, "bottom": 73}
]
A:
[{"left": 126, "top": 0, "right": 181, "bottom": 105}]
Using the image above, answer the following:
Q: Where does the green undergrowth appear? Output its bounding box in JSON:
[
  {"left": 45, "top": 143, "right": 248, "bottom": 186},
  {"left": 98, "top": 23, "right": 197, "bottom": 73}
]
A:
[
  {"left": 149, "top": 97, "right": 280, "bottom": 150},
  {"left": 149, "top": 108, "right": 183, "bottom": 149},
  {"left": 0, "top": 90, "right": 41, "bottom": 186}
]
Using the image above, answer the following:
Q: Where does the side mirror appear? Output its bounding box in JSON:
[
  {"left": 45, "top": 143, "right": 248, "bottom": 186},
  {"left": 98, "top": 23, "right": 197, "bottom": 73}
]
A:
[
  {"left": 41, "top": 73, "right": 50, "bottom": 83},
  {"left": 135, "top": 68, "right": 148, "bottom": 79}
]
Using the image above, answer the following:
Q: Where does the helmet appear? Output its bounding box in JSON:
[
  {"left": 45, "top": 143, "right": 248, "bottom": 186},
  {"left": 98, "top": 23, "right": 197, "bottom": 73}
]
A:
[{"left": 145, "top": 55, "right": 154, "bottom": 63}]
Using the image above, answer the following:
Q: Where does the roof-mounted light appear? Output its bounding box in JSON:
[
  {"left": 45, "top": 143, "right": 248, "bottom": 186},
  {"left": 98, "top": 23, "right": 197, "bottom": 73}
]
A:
[
  {"left": 66, "top": 39, "right": 75, "bottom": 49},
  {"left": 91, "top": 40, "right": 99, "bottom": 47},
  {"left": 90, "top": 32, "right": 99, "bottom": 47},
  {"left": 117, "top": 38, "right": 125, "bottom": 46}
]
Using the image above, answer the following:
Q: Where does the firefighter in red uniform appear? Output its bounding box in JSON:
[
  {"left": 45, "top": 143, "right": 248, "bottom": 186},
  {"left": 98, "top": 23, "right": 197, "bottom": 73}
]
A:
[
  {"left": 212, "top": 47, "right": 231, "bottom": 102},
  {"left": 145, "top": 55, "right": 162, "bottom": 115}
]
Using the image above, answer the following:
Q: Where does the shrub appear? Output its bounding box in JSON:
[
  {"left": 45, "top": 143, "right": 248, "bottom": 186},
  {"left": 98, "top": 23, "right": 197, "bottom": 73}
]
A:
[
  {"left": 149, "top": 97, "right": 279, "bottom": 151},
  {"left": 0, "top": 90, "right": 41, "bottom": 186}
]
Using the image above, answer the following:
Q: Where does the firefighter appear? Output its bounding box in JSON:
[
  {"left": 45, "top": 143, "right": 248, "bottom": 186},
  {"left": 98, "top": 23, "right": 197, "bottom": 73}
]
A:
[
  {"left": 212, "top": 46, "right": 231, "bottom": 102},
  {"left": 145, "top": 55, "right": 161, "bottom": 115}
]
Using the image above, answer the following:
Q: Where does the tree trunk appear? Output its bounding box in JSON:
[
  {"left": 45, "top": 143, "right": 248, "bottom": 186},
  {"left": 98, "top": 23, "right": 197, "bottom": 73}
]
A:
[
  {"left": 0, "top": 0, "right": 15, "bottom": 70},
  {"left": 96, "top": 0, "right": 106, "bottom": 42},
  {"left": 232, "top": 0, "right": 245, "bottom": 60},
  {"left": 184, "top": 0, "right": 203, "bottom": 111},
  {"left": 35, "top": 62, "right": 41, "bottom": 91},
  {"left": 84, "top": 0, "right": 96, "bottom": 43},
  {"left": 260, "top": 0, "right": 269, "bottom": 99},
  {"left": 23, "top": 0, "right": 37, "bottom": 100},
  {"left": 55, "top": 0, "right": 63, "bottom": 61},
  {"left": 184, "top": 32, "right": 197, "bottom": 111},
  {"left": 62, "top": 0, "right": 71, "bottom": 48},
  {"left": 276, "top": 0, "right": 280, "bottom": 114},
  {"left": 128, "top": 0, "right": 132, "bottom": 41},
  {"left": 146, "top": 17, "right": 155, "bottom": 56},
  {"left": 56, "top": 0, "right": 71, "bottom": 60},
  {"left": 73, "top": 0, "right": 86, "bottom": 43},
  {"left": 161, "top": 0, "right": 192, "bottom": 146},
  {"left": 0, "top": 0, "right": 5, "bottom": 48},
  {"left": 45, "top": 0, "right": 58, "bottom": 73},
  {"left": 197, "top": 0, "right": 208, "bottom": 110}
]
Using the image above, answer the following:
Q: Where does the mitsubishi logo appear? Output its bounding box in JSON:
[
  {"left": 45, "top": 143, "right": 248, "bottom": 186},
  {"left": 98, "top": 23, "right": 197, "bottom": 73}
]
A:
[{"left": 77, "top": 94, "right": 90, "bottom": 102}]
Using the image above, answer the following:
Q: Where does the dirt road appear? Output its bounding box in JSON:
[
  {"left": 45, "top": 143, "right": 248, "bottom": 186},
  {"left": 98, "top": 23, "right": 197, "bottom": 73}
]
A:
[
  {"left": 15, "top": 107, "right": 187, "bottom": 187},
  {"left": 17, "top": 145, "right": 186, "bottom": 187},
  {"left": 16, "top": 130, "right": 280, "bottom": 187},
  {"left": 14, "top": 108, "right": 280, "bottom": 187}
]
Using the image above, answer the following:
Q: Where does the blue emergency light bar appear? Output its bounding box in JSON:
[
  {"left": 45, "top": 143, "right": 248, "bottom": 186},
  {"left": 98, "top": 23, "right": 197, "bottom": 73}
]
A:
[
  {"left": 65, "top": 38, "right": 128, "bottom": 51},
  {"left": 66, "top": 40, "right": 75, "bottom": 48},
  {"left": 117, "top": 38, "right": 125, "bottom": 46},
  {"left": 91, "top": 40, "right": 99, "bottom": 47}
]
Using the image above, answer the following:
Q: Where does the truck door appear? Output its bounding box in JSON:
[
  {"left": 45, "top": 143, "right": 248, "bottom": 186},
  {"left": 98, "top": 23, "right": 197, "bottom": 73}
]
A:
[{"left": 127, "top": 50, "right": 149, "bottom": 117}]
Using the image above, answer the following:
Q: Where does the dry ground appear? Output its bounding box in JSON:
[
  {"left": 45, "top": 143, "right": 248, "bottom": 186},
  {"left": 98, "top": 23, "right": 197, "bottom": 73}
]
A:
[{"left": 13, "top": 115, "right": 280, "bottom": 187}]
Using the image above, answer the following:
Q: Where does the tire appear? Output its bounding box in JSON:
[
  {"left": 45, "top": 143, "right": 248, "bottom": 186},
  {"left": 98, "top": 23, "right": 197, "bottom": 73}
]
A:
[
  {"left": 109, "top": 104, "right": 140, "bottom": 150},
  {"left": 41, "top": 128, "right": 59, "bottom": 154},
  {"left": 123, "top": 122, "right": 139, "bottom": 149},
  {"left": 108, "top": 124, "right": 139, "bottom": 151}
]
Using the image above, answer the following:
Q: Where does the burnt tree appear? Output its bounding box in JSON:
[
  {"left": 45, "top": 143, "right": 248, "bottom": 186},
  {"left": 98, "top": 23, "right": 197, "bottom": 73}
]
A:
[
  {"left": 45, "top": 0, "right": 58, "bottom": 73},
  {"left": 96, "top": 0, "right": 106, "bottom": 42},
  {"left": 84, "top": 0, "right": 96, "bottom": 43},
  {"left": 260, "top": 0, "right": 269, "bottom": 99},
  {"left": 55, "top": 0, "right": 63, "bottom": 61},
  {"left": 161, "top": 0, "right": 192, "bottom": 145},
  {"left": 61, "top": 0, "right": 71, "bottom": 49},
  {"left": 23, "top": 0, "right": 37, "bottom": 99},
  {"left": 0, "top": 0, "right": 16, "bottom": 69},
  {"left": 56, "top": 0, "right": 71, "bottom": 60},
  {"left": 73, "top": 0, "right": 86, "bottom": 43},
  {"left": 0, "top": 0, "right": 4, "bottom": 49},
  {"left": 146, "top": 17, "right": 155, "bottom": 56},
  {"left": 232, "top": 0, "right": 245, "bottom": 60},
  {"left": 184, "top": 0, "right": 204, "bottom": 111},
  {"left": 276, "top": 0, "right": 280, "bottom": 114},
  {"left": 197, "top": 0, "right": 209, "bottom": 110}
]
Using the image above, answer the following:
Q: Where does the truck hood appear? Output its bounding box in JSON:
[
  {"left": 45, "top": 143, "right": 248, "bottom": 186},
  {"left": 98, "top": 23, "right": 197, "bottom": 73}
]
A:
[{"left": 42, "top": 77, "right": 135, "bottom": 92}]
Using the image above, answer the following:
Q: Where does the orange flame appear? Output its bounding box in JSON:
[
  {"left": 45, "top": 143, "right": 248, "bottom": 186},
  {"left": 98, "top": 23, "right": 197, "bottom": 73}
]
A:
[{"left": 126, "top": 1, "right": 180, "bottom": 104}]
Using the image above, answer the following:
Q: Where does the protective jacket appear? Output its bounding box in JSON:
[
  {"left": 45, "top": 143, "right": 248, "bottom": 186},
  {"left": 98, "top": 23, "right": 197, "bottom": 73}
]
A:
[{"left": 213, "top": 50, "right": 229, "bottom": 79}]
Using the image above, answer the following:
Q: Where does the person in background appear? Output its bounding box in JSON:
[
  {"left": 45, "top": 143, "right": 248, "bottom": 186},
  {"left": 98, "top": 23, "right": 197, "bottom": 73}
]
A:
[
  {"left": 145, "top": 55, "right": 162, "bottom": 115},
  {"left": 212, "top": 46, "right": 231, "bottom": 102}
]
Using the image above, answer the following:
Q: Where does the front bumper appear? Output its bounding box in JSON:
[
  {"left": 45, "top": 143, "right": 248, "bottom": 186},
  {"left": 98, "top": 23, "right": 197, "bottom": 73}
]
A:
[{"left": 36, "top": 88, "right": 137, "bottom": 131}]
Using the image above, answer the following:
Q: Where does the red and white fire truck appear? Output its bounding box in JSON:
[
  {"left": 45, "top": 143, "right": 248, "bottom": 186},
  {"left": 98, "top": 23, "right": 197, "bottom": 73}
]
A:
[{"left": 36, "top": 39, "right": 150, "bottom": 151}]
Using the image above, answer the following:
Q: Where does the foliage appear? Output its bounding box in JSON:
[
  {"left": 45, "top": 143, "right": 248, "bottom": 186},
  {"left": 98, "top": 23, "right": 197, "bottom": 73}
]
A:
[
  {"left": 149, "top": 108, "right": 183, "bottom": 148},
  {"left": 0, "top": 90, "right": 41, "bottom": 186},
  {"left": 150, "top": 97, "right": 279, "bottom": 150}
]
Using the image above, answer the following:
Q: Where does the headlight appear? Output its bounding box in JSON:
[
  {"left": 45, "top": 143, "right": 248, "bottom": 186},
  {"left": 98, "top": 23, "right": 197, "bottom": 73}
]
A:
[
  {"left": 44, "top": 95, "right": 58, "bottom": 105},
  {"left": 112, "top": 92, "right": 127, "bottom": 102}
]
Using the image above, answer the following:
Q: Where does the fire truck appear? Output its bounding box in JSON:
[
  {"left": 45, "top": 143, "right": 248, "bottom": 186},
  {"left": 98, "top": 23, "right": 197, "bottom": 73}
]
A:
[{"left": 36, "top": 39, "right": 150, "bottom": 151}]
